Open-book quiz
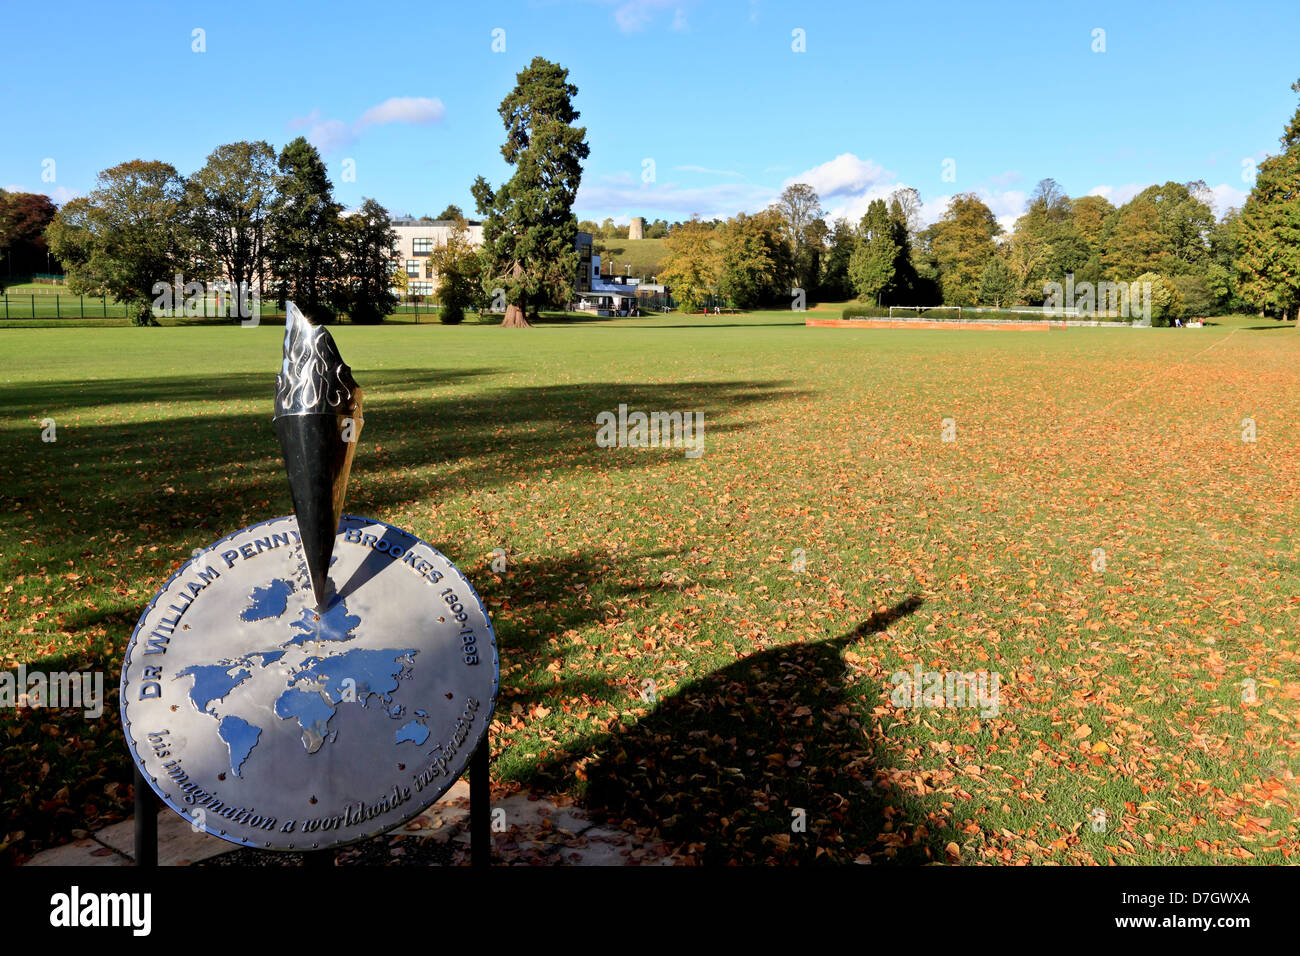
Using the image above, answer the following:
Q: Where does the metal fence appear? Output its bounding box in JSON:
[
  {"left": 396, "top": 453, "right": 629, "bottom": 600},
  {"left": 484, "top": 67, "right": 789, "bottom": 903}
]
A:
[
  {"left": 0, "top": 293, "right": 626, "bottom": 322},
  {"left": 390, "top": 298, "right": 445, "bottom": 319},
  {"left": 0, "top": 294, "right": 453, "bottom": 321},
  {"left": 1, "top": 294, "right": 134, "bottom": 319},
  {"left": 0, "top": 294, "right": 282, "bottom": 320}
]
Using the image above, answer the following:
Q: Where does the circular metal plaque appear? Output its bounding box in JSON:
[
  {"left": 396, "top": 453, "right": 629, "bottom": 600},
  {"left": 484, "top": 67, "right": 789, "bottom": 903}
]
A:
[{"left": 121, "top": 514, "right": 498, "bottom": 850}]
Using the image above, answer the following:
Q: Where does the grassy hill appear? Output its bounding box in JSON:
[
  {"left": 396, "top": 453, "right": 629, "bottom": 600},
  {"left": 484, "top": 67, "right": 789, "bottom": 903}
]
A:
[{"left": 593, "top": 237, "right": 666, "bottom": 278}]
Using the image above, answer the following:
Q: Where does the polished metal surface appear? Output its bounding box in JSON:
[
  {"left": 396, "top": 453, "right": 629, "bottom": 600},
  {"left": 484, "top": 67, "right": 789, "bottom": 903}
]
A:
[
  {"left": 273, "top": 302, "right": 363, "bottom": 608},
  {"left": 121, "top": 515, "right": 498, "bottom": 851},
  {"left": 274, "top": 302, "right": 363, "bottom": 418}
]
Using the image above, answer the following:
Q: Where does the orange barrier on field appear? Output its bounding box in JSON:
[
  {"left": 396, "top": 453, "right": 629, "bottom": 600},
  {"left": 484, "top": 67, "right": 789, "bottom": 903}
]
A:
[{"left": 806, "top": 318, "right": 1055, "bottom": 331}]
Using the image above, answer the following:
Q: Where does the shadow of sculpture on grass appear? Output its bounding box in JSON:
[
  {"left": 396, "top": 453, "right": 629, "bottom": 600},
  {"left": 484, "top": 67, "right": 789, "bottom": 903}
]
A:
[{"left": 532, "top": 596, "right": 961, "bottom": 864}]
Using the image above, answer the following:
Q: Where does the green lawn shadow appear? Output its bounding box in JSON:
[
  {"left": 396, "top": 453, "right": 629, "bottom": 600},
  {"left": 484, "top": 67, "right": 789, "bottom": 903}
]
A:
[
  {"left": 529, "top": 596, "right": 957, "bottom": 864},
  {"left": 0, "top": 369, "right": 806, "bottom": 862}
]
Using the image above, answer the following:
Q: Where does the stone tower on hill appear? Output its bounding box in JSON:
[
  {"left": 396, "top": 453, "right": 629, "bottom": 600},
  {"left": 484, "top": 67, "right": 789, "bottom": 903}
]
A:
[{"left": 629, "top": 217, "right": 645, "bottom": 240}]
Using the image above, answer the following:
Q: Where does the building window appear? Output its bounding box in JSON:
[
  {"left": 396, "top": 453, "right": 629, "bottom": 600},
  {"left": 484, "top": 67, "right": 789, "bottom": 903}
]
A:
[
  {"left": 406, "top": 260, "right": 420, "bottom": 277},
  {"left": 413, "top": 238, "right": 433, "bottom": 256},
  {"left": 409, "top": 281, "right": 433, "bottom": 295}
]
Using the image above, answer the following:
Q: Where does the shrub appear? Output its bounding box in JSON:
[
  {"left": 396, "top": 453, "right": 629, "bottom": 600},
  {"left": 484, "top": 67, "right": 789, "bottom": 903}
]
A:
[
  {"left": 841, "top": 305, "right": 891, "bottom": 319},
  {"left": 1171, "top": 274, "right": 1215, "bottom": 318},
  {"left": 1134, "top": 272, "right": 1185, "bottom": 327}
]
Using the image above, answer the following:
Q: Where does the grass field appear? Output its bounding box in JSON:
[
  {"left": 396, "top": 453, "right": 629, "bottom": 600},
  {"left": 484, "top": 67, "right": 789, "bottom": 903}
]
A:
[
  {"left": 2, "top": 313, "right": 1298, "bottom": 864},
  {"left": 2, "top": 283, "right": 71, "bottom": 294}
]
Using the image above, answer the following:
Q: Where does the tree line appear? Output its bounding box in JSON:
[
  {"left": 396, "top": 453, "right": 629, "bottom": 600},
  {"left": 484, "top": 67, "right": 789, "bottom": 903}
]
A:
[
  {"left": 657, "top": 79, "right": 1300, "bottom": 322},
  {"left": 0, "top": 138, "right": 399, "bottom": 326},
  {"left": 0, "top": 56, "right": 593, "bottom": 330},
  {"left": 657, "top": 176, "right": 1250, "bottom": 321}
]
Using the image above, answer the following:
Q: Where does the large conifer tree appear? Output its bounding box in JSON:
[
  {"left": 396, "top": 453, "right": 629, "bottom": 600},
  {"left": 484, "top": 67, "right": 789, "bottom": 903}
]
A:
[
  {"left": 472, "top": 58, "right": 589, "bottom": 328},
  {"left": 1235, "top": 79, "right": 1300, "bottom": 320},
  {"left": 268, "top": 137, "right": 341, "bottom": 320}
]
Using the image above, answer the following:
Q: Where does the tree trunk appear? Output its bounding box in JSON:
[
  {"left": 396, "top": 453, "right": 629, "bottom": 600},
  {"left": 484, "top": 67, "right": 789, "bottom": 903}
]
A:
[{"left": 501, "top": 303, "right": 531, "bottom": 328}]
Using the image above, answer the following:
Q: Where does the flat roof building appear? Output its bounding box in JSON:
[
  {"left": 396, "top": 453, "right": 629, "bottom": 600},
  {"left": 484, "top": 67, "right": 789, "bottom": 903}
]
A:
[
  {"left": 391, "top": 219, "right": 592, "bottom": 305},
  {"left": 573, "top": 246, "right": 643, "bottom": 315},
  {"left": 391, "top": 219, "right": 485, "bottom": 297}
]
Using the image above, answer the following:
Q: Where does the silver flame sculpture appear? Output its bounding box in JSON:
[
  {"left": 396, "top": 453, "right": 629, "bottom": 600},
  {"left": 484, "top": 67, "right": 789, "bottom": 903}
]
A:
[{"left": 273, "top": 302, "right": 364, "bottom": 608}]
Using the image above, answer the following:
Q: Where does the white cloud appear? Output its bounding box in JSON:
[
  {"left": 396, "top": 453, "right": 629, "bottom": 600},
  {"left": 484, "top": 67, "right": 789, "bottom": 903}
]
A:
[
  {"left": 287, "top": 108, "right": 322, "bottom": 130},
  {"left": 827, "top": 184, "right": 907, "bottom": 226},
  {"left": 788, "top": 151, "right": 1012, "bottom": 228},
  {"left": 1208, "top": 183, "right": 1249, "bottom": 216},
  {"left": 917, "top": 194, "right": 949, "bottom": 226},
  {"left": 1087, "top": 183, "right": 1145, "bottom": 206},
  {"left": 356, "top": 97, "right": 445, "bottom": 129},
  {"left": 307, "top": 119, "right": 356, "bottom": 153},
  {"left": 2, "top": 184, "right": 78, "bottom": 204},
  {"left": 785, "top": 152, "right": 891, "bottom": 199},
  {"left": 291, "top": 96, "right": 446, "bottom": 154},
  {"left": 985, "top": 190, "right": 1028, "bottom": 233},
  {"left": 612, "top": 0, "right": 684, "bottom": 32}
]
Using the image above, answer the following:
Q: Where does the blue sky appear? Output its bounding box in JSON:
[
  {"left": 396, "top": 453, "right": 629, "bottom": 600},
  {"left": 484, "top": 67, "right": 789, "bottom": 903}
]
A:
[{"left": 2, "top": 0, "right": 1296, "bottom": 231}]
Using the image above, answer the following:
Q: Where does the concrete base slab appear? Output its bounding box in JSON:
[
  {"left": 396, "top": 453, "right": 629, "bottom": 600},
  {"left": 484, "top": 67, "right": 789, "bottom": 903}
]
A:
[
  {"left": 95, "top": 810, "right": 235, "bottom": 866},
  {"left": 26, "top": 838, "right": 130, "bottom": 867},
  {"left": 24, "top": 779, "right": 682, "bottom": 866}
]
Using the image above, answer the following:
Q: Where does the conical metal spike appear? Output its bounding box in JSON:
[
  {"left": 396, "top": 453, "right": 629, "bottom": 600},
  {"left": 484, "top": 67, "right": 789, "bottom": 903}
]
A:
[{"left": 272, "top": 303, "right": 364, "bottom": 609}]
